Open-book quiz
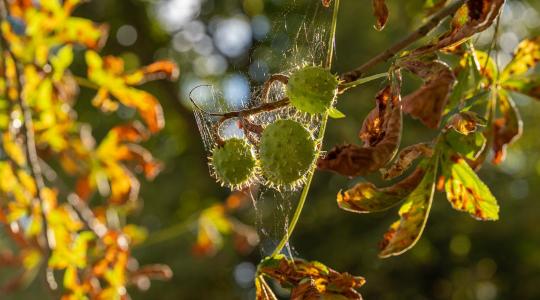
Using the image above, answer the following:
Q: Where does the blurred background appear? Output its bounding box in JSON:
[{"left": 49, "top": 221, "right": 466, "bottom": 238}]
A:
[{"left": 5, "top": 0, "right": 540, "bottom": 299}]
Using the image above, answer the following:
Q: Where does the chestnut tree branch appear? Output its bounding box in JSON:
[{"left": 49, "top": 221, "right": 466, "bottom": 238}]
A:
[{"left": 340, "top": 0, "right": 467, "bottom": 83}]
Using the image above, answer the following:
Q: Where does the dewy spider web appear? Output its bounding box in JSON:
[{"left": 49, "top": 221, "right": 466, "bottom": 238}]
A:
[{"left": 190, "top": 1, "right": 335, "bottom": 256}]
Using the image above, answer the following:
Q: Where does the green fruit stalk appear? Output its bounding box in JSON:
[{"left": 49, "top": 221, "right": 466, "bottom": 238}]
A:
[
  {"left": 259, "top": 119, "right": 316, "bottom": 187},
  {"left": 287, "top": 66, "right": 339, "bottom": 114}
]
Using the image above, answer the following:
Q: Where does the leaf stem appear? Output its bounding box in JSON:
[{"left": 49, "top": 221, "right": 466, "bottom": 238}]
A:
[
  {"left": 74, "top": 75, "right": 100, "bottom": 90},
  {"left": 325, "top": 0, "right": 340, "bottom": 69},
  {"left": 339, "top": 72, "right": 388, "bottom": 90},
  {"left": 271, "top": 113, "right": 329, "bottom": 257}
]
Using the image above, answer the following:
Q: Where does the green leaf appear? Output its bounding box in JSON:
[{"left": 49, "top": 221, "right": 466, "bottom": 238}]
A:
[
  {"left": 444, "top": 129, "right": 486, "bottom": 160},
  {"left": 378, "top": 157, "right": 438, "bottom": 258},
  {"left": 445, "top": 50, "right": 482, "bottom": 114},
  {"left": 441, "top": 152, "right": 499, "bottom": 221},
  {"left": 328, "top": 107, "right": 346, "bottom": 119},
  {"left": 500, "top": 36, "right": 540, "bottom": 81},
  {"left": 502, "top": 76, "right": 540, "bottom": 101}
]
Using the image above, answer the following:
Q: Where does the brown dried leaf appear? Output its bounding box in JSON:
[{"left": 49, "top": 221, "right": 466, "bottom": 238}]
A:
[
  {"left": 338, "top": 167, "right": 426, "bottom": 213},
  {"left": 359, "top": 86, "right": 392, "bottom": 146},
  {"left": 401, "top": 59, "right": 456, "bottom": 128},
  {"left": 413, "top": 0, "right": 504, "bottom": 56},
  {"left": 380, "top": 143, "right": 433, "bottom": 180},
  {"left": 319, "top": 107, "right": 401, "bottom": 177},
  {"left": 318, "top": 85, "right": 402, "bottom": 177},
  {"left": 446, "top": 111, "right": 486, "bottom": 135},
  {"left": 492, "top": 91, "right": 522, "bottom": 165},
  {"left": 258, "top": 255, "right": 365, "bottom": 300},
  {"left": 372, "top": 0, "right": 389, "bottom": 31}
]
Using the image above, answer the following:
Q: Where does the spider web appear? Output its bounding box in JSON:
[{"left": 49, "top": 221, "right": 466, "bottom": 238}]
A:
[{"left": 190, "top": 0, "right": 335, "bottom": 257}]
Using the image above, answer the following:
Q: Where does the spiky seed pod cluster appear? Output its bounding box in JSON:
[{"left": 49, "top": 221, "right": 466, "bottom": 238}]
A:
[
  {"left": 210, "top": 120, "right": 317, "bottom": 190},
  {"left": 287, "top": 66, "right": 339, "bottom": 114},
  {"left": 211, "top": 138, "right": 257, "bottom": 188},
  {"left": 259, "top": 119, "right": 316, "bottom": 188}
]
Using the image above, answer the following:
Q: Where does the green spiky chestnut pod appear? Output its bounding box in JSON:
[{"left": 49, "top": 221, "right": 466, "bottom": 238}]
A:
[
  {"left": 211, "top": 138, "right": 256, "bottom": 187},
  {"left": 287, "top": 66, "right": 339, "bottom": 114},
  {"left": 259, "top": 119, "right": 316, "bottom": 186}
]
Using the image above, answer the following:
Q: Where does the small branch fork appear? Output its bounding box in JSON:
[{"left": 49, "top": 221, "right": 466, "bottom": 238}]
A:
[{"left": 340, "top": 0, "right": 468, "bottom": 83}]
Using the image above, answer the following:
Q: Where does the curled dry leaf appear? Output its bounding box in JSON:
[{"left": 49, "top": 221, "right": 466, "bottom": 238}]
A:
[
  {"left": 372, "top": 0, "right": 389, "bottom": 31},
  {"left": 379, "top": 159, "right": 438, "bottom": 258},
  {"left": 401, "top": 59, "right": 456, "bottom": 129},
  {"left": 258, "top": 255, "right": 365, "bottom": 300},
  {"left": 338, "top": 167, "right": 426, "bottom": 213},
  {"left": 380, "top": 143, "right": 433, "bottom": 180},
  {"left": 446, "top": 111, "right": 486, "bottom": 135},
  {"left": 492, "top": 91, "right": 522, "bottom": 165},
  {"left": 318, "top": 85, "right": 402, "bottom": 177},
  {"left": 441, "top": 152, "right": 499, "bottom": 221},
  {"left": 413, "top": 0, "right": 505, "bottom": 56}
]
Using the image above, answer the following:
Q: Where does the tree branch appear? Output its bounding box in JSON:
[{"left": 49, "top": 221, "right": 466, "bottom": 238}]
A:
[
  {"left": 340, "top": 0, "right": 467, "bottom": 83},
  {"left": 0, "top": 0, "right": 52, "bottom": 258}
]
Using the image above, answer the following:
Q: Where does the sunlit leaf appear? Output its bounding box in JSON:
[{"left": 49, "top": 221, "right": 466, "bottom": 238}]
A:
[
  {"left": 500, "top": 36, "right": 540, "bottom": 81},
  {"left": 446, "top": 111, "right": 486, "bottom": 135},
  {"left": 123, "top": 60, "right": 179, "bottom": 85},
  {"left": 413, "top": 0, "right": 505, "bottom": 55},
  {"left": 258, "top": 254, "right": 365, "bottom": 300},
  {"left": 379, "top": 157, "right": 438, "bottom": 258},
  {"left": 338, "top": 166, "right": 426, "bottom": 213},
  {"left": 440, "top": 152, "right": 499, "bottom": 221},
  {"left": 492, "top": 90, "right": 522, "bottom": 165},
  {"left": 85, "top": 51, "right": 171, "bottom": 133}
]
